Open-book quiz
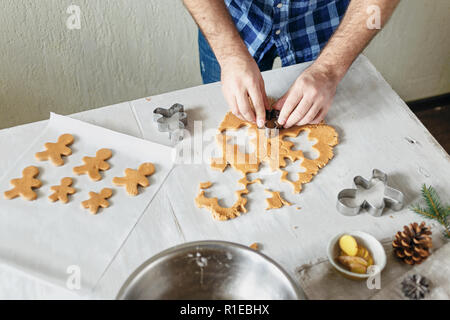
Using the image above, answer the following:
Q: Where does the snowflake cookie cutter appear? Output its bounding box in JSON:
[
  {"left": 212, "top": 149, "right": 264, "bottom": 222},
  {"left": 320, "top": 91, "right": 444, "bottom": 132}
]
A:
[
  {"left": 153, "top": 103, "right": 188, "bottom": 143},
  {"left": 336, "top": 169, "right": 404, "bottom": 217}
]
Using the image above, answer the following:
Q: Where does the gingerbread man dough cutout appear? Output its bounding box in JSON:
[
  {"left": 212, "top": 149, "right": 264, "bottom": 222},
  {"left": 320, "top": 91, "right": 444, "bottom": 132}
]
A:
[
  {"left": 35, "top": 134, "right": 74, "bottom": 166},
  {"left": 73, "top": 148, "right": 112, "bottom": 181},
  {"left": 81, "top": 188, "right": 113, "bottom": 214},
  {"left": 48, "top": 177, "right": 76, "bottom": 203},
  {"left": 112, "top": 163, "right": 155, "bottom": 196},
  {"left": 4, "top": 166, "right": 42, "bottom": 201}
]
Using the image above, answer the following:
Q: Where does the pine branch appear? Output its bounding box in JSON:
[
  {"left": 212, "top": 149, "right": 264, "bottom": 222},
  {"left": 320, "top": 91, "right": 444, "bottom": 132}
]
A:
[
  {"left": 411, "top": 185, "right": 450, "bottom": 239},
  {"left": 411, "top": 206, "right": 436, "bottom": 220},
  {"left": 422, "top": 185, "right": 443, "bottom": 215}
]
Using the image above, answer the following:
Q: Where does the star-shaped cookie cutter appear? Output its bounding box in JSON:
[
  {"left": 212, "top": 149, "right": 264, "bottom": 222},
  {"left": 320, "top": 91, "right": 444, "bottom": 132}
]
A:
[
  {"left": 336, "top": 169, "right": 404, "bottom": 217},
  {"left": 264, "top": 109, "right": 282, "bottom": 137},
  {"left": 153, "top": 103, "right": 188, "bottom": 143}
]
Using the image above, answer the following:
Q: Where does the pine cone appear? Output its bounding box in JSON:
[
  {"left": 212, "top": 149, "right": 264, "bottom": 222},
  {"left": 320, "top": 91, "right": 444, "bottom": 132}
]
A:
[{"left": 392, "top": 222, "right": 432, "bottom": 265}]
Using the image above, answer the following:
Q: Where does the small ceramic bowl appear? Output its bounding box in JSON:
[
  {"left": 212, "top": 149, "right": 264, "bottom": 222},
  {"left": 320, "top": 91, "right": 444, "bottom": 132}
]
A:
[{"left": 327, "top": 231, "right": 387, "bottom": 280}]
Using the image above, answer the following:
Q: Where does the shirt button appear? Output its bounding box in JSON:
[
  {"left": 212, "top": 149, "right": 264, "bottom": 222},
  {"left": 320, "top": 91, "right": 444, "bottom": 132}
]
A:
[
  {"left": 277, "top": 3, "right": 283, "bottom": 8},
  {"left": 275, "top": 29, "right": 281, "bottom": 35}
]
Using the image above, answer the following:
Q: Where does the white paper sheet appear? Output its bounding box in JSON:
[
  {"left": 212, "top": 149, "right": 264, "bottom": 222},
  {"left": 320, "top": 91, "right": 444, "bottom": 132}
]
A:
[{"left": 0, "top": 113, "right": 174, "bottom": 293}]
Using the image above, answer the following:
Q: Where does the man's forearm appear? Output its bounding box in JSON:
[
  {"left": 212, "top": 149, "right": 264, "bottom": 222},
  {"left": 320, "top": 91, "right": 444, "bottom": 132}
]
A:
[
  {"left": 184, "top": 0, "right": 269, "bottom": 125},
  {"left": 316, "top": 0, "right": 400, "bottom": 80},
  {"left": 183, "top": 0, "right": 250, "bottom": 66}
]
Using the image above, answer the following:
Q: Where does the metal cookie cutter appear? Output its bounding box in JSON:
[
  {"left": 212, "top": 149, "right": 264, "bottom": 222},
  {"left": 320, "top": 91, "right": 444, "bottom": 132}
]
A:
[
  {"left": 153, "top": 103, "right": 187, "bottom": 143},
  {"left": 264, "top": 109, "right": 282, "bottom": 137},
  {"left": 336, "top": 169, "right": 404, "bottom": 217}
]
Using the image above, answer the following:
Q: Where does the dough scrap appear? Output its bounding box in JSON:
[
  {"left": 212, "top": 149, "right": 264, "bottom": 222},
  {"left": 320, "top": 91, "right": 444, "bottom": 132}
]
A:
[
  {"left": 195, "top": 175, "right": 261, "bottom": 221},
  {"left": 196, "top": 112, "right": 338, "bottom": 220},
  {"left": 212, "top": 112, "right": 338, "bottom": 192},
  {"left": 4, "top": 166, "right": 42, "bottom": 201},
  {"left": 113, "top": 163, "right": 155, "bottom": 196},
  {"left": 265, "top": 189, "right": 292, "bottom": 210},
  {"left": 195, "top": 189, "right": 247, "bottom": 221},
  {"left": 48, "top": 177, "right": 76, "bottom": 203},
  {"left": 279, "top": 125, "right": 338, "bottom": 193},
  {"left": 81, "top": 188, "right": 113, "bottom": 214},
  {"left": 199, "top": 181, "right": 213, "bottom": 189},
  {"left": 73, "top": 148, "right": 112, "bottom": 181},
  {"left": 35, "top": 134, "right": 74, "bottom": 166}
]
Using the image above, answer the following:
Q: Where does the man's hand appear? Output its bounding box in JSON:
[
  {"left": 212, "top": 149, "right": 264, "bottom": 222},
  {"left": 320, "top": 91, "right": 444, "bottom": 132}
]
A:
[
  {"left": 183, "top": 0, "right": 268, "bottom": 127},
  {"left": 273, "top": 63, "right": 340, "bottom": 128},
  {"left": 184, "top": 0, "right": 399, "bottom": 128},
  {"left": 273, "top": 0, "right": 400, "bottom": 128},
  {"left": 221, "top": 55, "right": 268, "bottom": 127}
]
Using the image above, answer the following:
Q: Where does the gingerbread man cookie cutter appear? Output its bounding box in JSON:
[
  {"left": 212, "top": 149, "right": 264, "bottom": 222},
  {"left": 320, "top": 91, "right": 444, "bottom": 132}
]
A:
[
  {"left": 153, "top": 103, "right": 187, "bottom": 143},
  {"left": 336, "top": 169, "right": 404, "bottom": 217}
]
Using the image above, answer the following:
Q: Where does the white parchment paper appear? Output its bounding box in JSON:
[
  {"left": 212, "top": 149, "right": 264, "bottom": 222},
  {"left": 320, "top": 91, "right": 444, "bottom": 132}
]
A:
[{"left": 0, "top": 113, "right": 174, "bottom": 293}]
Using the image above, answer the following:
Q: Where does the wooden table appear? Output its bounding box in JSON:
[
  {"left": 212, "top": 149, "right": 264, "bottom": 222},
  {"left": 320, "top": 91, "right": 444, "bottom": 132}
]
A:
[{"left": 0, "top": 56, "right": 448, "bottom": 299}]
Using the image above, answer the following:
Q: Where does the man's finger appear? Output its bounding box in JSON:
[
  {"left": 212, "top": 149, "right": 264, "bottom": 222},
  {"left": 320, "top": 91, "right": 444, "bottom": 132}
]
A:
[
  {"left": 259, "top": 78, "right": 270, "bottom": 110},
  {"left": 230, "top": 96, "right": 244, "bottom": 119},
  {"left": 277, "top": 92, "right": 302, "bottom": 126},
  {"left": 284, "top": 96, "right": 312, "bottom": 128},
  {"left": 310, "top": 108, "right": 327, "bottom": 124},
  {"left": 248, "top": 86, "right": 266, "bottom": 128},
  {"left": 296, "top": 103, "right": 321, "bottom": 126},
  {"left": 236, "top": 91, "right": 256, "bottom": 123},
  {"left": 272, "top": 93, "right": 288, "bottom": 111},
  {"left": 263, "top": 90, "right": 270, "bottom": 110},
  {"left": 224, "top": 90, "right": 242, "bottom": 119}
]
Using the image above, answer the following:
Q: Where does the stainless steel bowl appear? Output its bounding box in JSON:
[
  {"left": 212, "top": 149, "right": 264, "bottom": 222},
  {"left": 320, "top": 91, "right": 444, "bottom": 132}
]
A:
[{"left": 117, "top": 241, "right": 304, "bottom": 300}]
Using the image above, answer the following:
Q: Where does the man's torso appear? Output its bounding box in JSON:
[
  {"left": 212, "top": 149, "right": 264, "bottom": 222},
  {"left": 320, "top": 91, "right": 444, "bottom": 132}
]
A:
[{"left": 225, "top": 0, "right": 350, "bottom": 65}]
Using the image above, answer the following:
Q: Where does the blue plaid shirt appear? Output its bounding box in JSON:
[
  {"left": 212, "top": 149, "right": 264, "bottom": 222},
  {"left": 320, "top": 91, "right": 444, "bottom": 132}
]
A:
[{"left": 225, "top": 0, "right": 350, "bottom": 66}]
